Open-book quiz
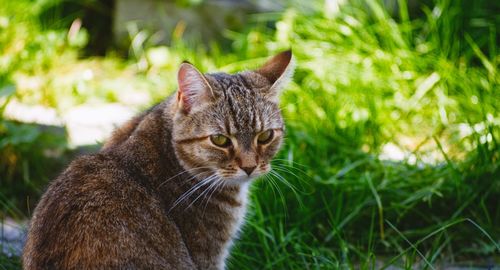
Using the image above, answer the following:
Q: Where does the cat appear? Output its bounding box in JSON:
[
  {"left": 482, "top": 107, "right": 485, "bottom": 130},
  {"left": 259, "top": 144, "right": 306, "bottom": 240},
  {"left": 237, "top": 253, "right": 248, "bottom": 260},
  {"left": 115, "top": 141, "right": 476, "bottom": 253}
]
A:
[{"left": 22, "top": 50, "right": 294, "bottom": 269}]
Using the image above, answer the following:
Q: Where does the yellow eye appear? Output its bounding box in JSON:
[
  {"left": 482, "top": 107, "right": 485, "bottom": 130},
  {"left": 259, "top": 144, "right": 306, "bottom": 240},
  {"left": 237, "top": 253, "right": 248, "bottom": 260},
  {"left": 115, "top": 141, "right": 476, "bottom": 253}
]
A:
[
  {"left": 210, "top": 134, "right": 231, "bottom": 147},
  {"left": 257, "top": 130, "right": 274, "bottom": 144}
]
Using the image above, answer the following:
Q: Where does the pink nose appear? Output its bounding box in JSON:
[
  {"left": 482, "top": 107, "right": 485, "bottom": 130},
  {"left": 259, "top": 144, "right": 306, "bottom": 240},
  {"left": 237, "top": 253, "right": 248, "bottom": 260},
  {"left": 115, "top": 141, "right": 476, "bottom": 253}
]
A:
[{"left": 241, "top": 166, "right": 256, "bottom": 176}]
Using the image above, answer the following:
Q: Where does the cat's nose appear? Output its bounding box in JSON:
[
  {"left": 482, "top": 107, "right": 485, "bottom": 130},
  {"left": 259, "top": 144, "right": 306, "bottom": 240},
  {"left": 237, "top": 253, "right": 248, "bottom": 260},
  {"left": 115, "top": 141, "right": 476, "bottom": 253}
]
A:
[{"left": 241, "top": 166, "right": 256, "bottom": 176}]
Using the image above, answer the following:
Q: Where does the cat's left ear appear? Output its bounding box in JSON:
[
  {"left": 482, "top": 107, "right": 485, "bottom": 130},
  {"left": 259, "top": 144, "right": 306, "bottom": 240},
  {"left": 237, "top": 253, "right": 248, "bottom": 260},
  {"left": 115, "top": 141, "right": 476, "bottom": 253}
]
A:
[
  {"left": 177, "top": 62, "right": 214, "bottom": 114},
  {"left": 255, "top": 49, "right": 295, "bottom": 103}
]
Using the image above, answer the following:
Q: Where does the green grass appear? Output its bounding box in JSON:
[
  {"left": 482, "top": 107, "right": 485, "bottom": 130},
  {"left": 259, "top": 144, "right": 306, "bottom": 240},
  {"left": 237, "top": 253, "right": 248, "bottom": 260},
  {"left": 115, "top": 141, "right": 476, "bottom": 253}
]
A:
[{"left": 1, "top": 0, "right": 499, "bottom": 268}]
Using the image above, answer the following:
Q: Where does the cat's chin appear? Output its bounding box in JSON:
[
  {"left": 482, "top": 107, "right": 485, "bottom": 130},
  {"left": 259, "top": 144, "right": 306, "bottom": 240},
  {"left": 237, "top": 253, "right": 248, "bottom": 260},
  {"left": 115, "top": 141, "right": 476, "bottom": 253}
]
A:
[{"left": 221, "top": 174, "right": 259, "bottom": 187}]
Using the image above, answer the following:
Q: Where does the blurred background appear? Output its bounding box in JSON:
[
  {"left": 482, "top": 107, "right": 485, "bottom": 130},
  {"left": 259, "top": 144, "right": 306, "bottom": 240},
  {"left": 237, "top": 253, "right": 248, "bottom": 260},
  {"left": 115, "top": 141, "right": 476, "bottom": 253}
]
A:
[{"left": 0, "top": 0, "right": 498, "bottom": 268}]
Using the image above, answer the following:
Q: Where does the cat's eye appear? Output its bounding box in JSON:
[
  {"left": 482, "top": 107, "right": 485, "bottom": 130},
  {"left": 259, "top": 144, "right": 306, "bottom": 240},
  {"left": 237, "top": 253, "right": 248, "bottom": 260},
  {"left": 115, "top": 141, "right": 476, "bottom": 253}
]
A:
[
  {"left": 210, "top": 134, "right": 232, "bottom": 147},
  {"left": 257, "top": 130, "right": 274, "bottom": 144}
]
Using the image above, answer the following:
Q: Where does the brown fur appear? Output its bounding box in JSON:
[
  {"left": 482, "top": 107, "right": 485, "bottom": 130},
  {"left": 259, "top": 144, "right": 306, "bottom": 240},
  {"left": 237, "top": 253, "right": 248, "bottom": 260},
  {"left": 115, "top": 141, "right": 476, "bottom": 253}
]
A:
[{"left": 23, "top": 50, "right": 294, "bottom": 270}]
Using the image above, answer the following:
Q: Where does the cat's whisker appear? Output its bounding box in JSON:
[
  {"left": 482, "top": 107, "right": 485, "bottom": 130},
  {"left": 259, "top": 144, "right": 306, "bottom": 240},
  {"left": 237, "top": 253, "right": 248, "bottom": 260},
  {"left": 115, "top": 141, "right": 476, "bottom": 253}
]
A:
[
  {"left": 268, "top": 170, "right": 297, "bottom": 191},
  {"left": 268, "top": 170, "right": 304, "bottom": 208},
  {"left": 272, "top": 167, "right": 307, "bottom": 181},
  {"left": 271, "top": 160, "right": 310, "bottom": 182},
  {"left": 183, "top": 170, "right": 216, "bottom": 184},
  {"left": 168, "top": 171, "right": 208, "bottom": 195},
  {"left": 268, "top": 170, "right": 304, "bottom": 206},
  {"left": 271, "top": 164, "right": 309, "bottom": 185},
  {"left": 272, "top": 158, "right": 308, "bottom": 169},
  {"left": 263, "top": 174, "right": 278, "bottom": 199},
  {"left": 185, "top": 176, "right": 221, "bottom": 211},
  {"left": 200, "top": 177, "right": 222, "bottom": 208},
  {"left": 158, "top": 166, "right": 213, "bottom": 187},
  {"left": 201, "top": 178, "right": 225, "bottom": 217},
  {"left": 169, "top": 175, "right": 217, "bottom": 212},
  {"left": 159, "top": 168, "right": 205, "bottom": 187},
  {"left": 271, "top": 166, "right": 301, "bottom": 181},
  {"left": 264, "top": 174, "right": 287, "bottom": 215},
  {"left": 176, "top": 176, "right": 218, "bottom": 208},
  {"left": 272, "top": 163, "right": 306, "bottom": 175},
  {"left": 271, "top": 166, "right": 308, "bottom": 179}
]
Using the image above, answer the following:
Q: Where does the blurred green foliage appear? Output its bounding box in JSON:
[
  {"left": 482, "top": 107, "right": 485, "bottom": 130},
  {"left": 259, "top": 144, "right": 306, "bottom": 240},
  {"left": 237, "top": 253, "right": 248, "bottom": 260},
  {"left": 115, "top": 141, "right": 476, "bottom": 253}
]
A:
[
  {"left": 0, "top": 253, "right": 21, "bottom": 269},
  {"left": 0, "top": 0, "right": 499, "bottom": 268},
  {"left": 0, "top": 1, "right": 68, "bottom": 217}
]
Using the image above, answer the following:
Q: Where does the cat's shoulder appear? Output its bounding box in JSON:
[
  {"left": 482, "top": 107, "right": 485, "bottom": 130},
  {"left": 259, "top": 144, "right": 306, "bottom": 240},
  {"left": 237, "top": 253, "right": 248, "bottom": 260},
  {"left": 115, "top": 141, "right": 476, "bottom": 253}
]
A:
[{"left": 44, "top": 153, "right": 145, "bottom": 202}]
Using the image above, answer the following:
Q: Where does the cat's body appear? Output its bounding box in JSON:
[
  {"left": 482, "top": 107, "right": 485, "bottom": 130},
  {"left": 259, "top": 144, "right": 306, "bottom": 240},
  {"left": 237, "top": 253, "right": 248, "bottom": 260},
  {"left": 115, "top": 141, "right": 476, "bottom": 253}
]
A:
[{"left": 23, "top": 50, "right": 294, "bottom": 270}]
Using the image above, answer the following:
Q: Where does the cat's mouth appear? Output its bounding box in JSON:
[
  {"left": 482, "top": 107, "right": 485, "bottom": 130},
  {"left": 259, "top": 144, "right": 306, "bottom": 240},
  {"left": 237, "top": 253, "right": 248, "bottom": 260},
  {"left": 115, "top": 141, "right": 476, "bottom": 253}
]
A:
[
  {"left": 218, "top": 171, "right": 256, "bottom": 182},
  {"left": 218, "top": 174, "right": 257, "bottom": 186},
  {"left": 215, "top": 163, "right": 271, "bottom": 185}
]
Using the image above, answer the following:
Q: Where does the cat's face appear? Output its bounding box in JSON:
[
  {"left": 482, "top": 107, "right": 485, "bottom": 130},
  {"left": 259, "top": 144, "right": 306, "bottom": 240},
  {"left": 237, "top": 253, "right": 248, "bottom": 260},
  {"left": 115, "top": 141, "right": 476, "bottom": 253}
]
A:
[{"left": 171, "top": 50, "right": 294, "bottom": 185}]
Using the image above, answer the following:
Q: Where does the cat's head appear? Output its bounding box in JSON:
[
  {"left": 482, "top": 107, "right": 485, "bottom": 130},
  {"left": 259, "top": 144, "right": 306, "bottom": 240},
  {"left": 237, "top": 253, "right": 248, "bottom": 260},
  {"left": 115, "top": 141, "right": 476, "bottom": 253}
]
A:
[{"left": 171, "top": 50, "right": 294, "bottom": 185}]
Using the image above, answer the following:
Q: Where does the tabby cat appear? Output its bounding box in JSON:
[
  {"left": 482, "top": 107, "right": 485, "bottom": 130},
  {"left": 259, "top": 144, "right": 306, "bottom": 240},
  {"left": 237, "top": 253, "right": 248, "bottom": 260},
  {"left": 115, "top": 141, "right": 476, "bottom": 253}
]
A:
[{"left": 23, "top": 50, "right": 294, "bottom": 269}]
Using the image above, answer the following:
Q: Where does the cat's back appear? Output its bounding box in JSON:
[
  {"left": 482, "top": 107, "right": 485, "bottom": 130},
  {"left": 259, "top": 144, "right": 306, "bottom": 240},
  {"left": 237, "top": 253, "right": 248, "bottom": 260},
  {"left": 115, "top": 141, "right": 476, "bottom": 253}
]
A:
[{"left": 23, "top": 153, "right": 195, "bottom": 270}]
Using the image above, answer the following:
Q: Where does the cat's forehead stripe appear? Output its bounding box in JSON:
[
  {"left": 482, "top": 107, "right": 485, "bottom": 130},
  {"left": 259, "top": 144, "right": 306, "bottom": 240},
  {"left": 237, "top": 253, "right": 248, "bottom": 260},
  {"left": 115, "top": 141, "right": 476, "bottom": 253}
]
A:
[
  {"left": 198, "top": 72, "right": 282, "bottom": 137},
  {"left": 226, "top": 88, "right": 256, "bottom": 133},
  {"left": 208, "top": 73, "right": 261, "bottom": 134}
]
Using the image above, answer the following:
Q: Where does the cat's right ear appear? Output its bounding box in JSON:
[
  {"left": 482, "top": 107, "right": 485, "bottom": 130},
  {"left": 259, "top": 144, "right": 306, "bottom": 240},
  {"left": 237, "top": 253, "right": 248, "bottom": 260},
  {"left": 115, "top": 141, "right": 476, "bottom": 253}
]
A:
[
  {"left": 176, "top": 63, "right": 214, "bottom": 114},
  {"left": 255, "top": 50, "right": 295, "bottom": 103}
]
